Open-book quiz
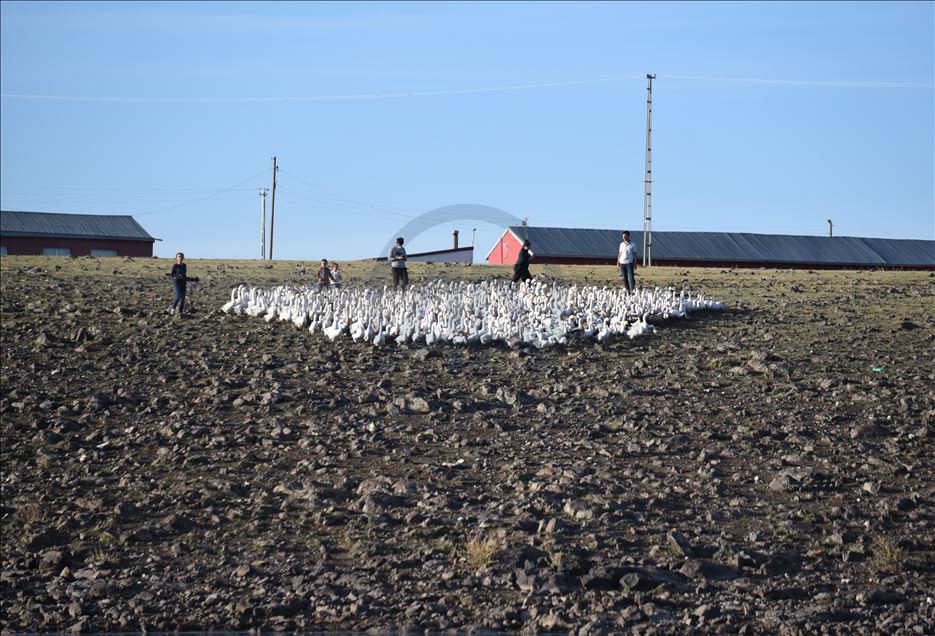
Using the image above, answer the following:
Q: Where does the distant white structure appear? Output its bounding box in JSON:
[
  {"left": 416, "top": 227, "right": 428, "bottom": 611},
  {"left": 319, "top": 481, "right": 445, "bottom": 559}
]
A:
[
  {"left": 377, "top": 229, "right": 474, "bottom": 264},
  {"left": 404, "top": 246, "right": 474, "bottom": 264}
]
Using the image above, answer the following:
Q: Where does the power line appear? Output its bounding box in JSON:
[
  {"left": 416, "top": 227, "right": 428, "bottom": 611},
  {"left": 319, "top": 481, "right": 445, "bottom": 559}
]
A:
[
  {"left": 274, "top": 194, "right": 421, "bottom": 224},
  {"left": 659, "top": 74, "right": 934, "bottom": 88},
  {"left": 0, "top": 195, "right": 255, "bottom": 204},
  {"left": 277, "top": 170, "right": 426, "bottom": 213},
  {"left": 4, "top": 73, "right": 927, "bottom": 104},
  {"left": 133, "top": 168, "right": 269, "bottom": 216},
  {"left": 275, "top": 186, "right": 419, "bottom": 222},
  {"left": 0, "top": 76, "right": 644, "bottom": 103},
  {"left": 276, "top": 194, "right": 478, "bottom": 230},
  {"left": 0, "top": 185, "right": 261, "bottom": 193}
]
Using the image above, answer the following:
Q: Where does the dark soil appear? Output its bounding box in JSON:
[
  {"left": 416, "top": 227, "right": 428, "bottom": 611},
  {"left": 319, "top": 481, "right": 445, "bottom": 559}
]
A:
[{"left": 2, "top": 258, "right": 933, "bottom": 633}]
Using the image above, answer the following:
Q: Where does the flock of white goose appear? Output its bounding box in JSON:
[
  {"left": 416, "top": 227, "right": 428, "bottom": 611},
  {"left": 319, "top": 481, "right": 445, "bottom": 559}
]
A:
[{"left": 220, "top": 280, "right": 723, "bottom": 348}]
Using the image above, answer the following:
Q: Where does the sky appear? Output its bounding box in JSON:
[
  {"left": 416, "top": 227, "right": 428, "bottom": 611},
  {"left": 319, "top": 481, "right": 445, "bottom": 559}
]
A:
[{"left": 1, "top": 1, "right": 932, "bottom": 261}]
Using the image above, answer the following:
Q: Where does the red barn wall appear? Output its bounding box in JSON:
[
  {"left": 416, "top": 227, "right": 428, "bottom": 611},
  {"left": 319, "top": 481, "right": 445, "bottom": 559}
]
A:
[
  {"left": 487, "top": 232, "right": 523, "bottom": 265},
  {"left": 1, "top": 237, "right": 153, "bottom": 257}
]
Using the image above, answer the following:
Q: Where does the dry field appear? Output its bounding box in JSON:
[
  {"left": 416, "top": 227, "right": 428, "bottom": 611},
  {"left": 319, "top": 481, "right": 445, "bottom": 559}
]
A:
[{"left": 1, "top": 255, "right": 933, "bottom": 633}]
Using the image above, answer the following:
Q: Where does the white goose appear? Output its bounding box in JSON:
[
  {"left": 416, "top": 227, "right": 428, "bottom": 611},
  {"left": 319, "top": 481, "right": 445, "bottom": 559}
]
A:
[{"left": 223, "top": 279, "right": 722, "bottom": 348}]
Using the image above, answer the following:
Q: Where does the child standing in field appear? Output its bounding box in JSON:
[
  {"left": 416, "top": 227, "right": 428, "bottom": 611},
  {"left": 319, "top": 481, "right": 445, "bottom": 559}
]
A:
[
  {"left": 389, "top": 237, "right": 409, "bottom": 290},
  {"left": 169, "top": 252, "right": 190, "bottom": 316},
  {"left": 330, "top": 262, "right": 343, "bottom": 288},
  {"left": 317, "top": 259, "right": 335, "bottom": 290}
]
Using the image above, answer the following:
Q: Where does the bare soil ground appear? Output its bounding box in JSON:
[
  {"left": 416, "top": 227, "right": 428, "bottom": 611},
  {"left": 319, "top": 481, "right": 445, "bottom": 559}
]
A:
[{"left": 1, "top": 256, "right": 933, "bottom": 633}]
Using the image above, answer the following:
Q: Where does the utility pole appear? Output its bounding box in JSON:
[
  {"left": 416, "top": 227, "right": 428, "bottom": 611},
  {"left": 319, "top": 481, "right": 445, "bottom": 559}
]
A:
[
  {"left": 827, "top": 219, "right": 833, "bottom": 238},
  {"left": 268, "top": 156, "right": 278, "bottom": 260},
  {"left": 259, "top": 188, "right": 268, "bottom": 259},
  {"left": 643, "top": 74, "right": 655, "bottom": 267}
]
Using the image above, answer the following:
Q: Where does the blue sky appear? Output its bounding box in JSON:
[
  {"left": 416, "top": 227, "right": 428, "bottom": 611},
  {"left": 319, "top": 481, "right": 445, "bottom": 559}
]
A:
[{"left": 1, "top": 1, "right": 932, "bottom": 260}]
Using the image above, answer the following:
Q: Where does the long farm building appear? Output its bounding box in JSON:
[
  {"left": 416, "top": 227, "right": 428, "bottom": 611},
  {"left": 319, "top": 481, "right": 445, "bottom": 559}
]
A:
[
  {"left": 1, "top": 210, "right": 157, "bottom": 258},
  {"left": 488, "top": 226, "right": 935, "bottom": 270}
]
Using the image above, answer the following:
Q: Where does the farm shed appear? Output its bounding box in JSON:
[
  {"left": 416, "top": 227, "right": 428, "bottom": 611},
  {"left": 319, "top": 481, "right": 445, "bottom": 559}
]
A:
[
  {"left": 373, "top": 246, "right": 474, "bottom": 264},
  {"left": 402, "top": 246, "right": 474, "bottom": 264},
  {"left": 374, "top": 231, "right": 474, "bottom": 264},
  {"left": 487, "top": 226, "right": 935, "bottom": 270},
  {"left": 0, "top": 210, "right": 157, "bottom": 257}
]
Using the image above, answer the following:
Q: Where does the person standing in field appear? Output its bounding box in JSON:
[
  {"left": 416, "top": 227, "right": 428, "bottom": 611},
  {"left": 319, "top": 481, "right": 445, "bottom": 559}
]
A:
[
  {"left": 512, "top": 239, "right": 534, "bottom": 283},
  {"left": 169, "top": 252, "right": 191, "bottom": 316},
  {"left": 330, "top": 262, "right": 343, "bottom": 288},
  {"left": 618, "top": 231, "right": 637, "bottom": 292},
  {"left": 389, "top": 237, "right": 409, "bottom": 290},
  {"left": 317, "top": 259, "right": 335, "bottom": 290}
]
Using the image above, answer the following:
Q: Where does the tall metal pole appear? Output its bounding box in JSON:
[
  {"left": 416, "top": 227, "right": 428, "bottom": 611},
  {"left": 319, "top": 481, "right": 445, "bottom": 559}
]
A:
[
  {"left": 643, "top": 74, "right": 655, "bottom": 267},
  {"left": 259, "top": 188, "right": 268, "bottom": 259},
  {"left": 268, "top": 156, "right": 278, "bottom": 260}
]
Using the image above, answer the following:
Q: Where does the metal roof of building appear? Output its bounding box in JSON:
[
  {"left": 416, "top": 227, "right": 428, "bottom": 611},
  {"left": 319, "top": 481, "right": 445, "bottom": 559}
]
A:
[
  {"left": 1, "top": 210, "right": 156, "bottom": 241},
  {"left": 506, "top": 226, "right": 935, "bottom": 267}
]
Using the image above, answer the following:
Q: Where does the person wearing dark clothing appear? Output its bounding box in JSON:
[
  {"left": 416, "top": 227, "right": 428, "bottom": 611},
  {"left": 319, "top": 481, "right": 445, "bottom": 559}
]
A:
[
  {"left": 170, "top": 252, "right": 189, "bottom": 315},
  {"left": 389, "top": 237, "right": 409, "bottom": 290},
  {"left": 317, "top": 259, "right": 335, "bottom": 290},
  {"left": 512, "top": 240, "right": 534, "bottom": 283}
]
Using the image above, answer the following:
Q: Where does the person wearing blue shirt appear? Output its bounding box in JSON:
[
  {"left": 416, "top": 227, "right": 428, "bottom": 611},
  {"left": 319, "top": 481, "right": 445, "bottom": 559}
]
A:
[{"left": 389, "top": 237, "right": 409, "bottom": 290}]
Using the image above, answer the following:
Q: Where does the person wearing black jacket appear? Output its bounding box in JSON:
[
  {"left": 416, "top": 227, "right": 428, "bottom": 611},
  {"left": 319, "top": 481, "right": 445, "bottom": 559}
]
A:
[
  {"left": 169, "top": 252, "right": 191, "bottom": 316},
  {"left": 512, "top": 240, "right": 534, "bottom": 283},
  {"left": 316, "top": 259, "right": 335, "bottom": 290}
]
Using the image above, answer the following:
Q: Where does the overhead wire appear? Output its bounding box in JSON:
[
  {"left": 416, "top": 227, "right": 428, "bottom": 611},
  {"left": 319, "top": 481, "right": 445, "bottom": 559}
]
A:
[
  {"left": 133, "top": 167, "right": 269, "bottom": 216},
  {"left": 275, "top": 193, "right": 483, "bottom": 232},
  {"left": 275, "top": 194, "right": 442, "bottom": 227},
  {"left": 659, "top": 74, "right": 934, "bottom": 89},
  {"left": 278, "top": 169, "right": 430, "bottom": 214},
  {"left": 275, "top": 185, "right": 421, "bottom": 222},
  {"left": 0, "top": 195, "right": 254, "bottom": 208},
  {"left": 0, "top": 185, "right": 261, "bottom": 193},
  {"left": 0, "top": 76, "right": 644, "bottom": 103},
  {"left": 4, "top": 70, "right": 929, "bottom": 241},
  {"left": 2, "top": 73, "right": 928, "bottom": 104},
  {"left": 275, "top": 191, "right": 417, "bottom": 224}
]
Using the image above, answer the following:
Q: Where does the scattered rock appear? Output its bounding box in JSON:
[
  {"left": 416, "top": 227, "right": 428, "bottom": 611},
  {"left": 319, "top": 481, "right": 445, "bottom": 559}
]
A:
[{"left": 1, "top": 264, "right": 930, "bottom": 632}]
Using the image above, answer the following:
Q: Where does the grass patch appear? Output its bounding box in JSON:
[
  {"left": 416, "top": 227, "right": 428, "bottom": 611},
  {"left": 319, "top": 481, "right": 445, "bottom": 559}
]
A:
[
  {"left": 651, "top": 541, "right": 684, "bottom": 560},
  {"left": 869, "top": 537, "right": 905, "bottom": 572},
  {"left": 463, "top": 532, "right": 500, "bottom": 570},
  {"left": 548, "top": 549, "right": 564, "bottom": 569},
  {"left": 712, "top": 545, "right": 736, "bottom": 563},
  {"left": 432, "top": 537, "right": 454, "bottom": 555}
]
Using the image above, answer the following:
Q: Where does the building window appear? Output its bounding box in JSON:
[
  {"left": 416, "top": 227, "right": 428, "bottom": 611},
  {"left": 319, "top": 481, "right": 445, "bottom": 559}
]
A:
[
  {"left": 90, "top": 249, "right": 118, "bottom": 257},
  {"left": 42, "top": 247, "right": 71, "bottom": 256},
  {"left": 0, "top": 246, "right": 7, "bottom": 256}
]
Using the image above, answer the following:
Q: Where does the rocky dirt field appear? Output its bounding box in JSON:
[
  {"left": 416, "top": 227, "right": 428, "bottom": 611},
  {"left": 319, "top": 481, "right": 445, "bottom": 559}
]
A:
[{"left": 1, "top": 256, "right": 933, "bottom": 634}]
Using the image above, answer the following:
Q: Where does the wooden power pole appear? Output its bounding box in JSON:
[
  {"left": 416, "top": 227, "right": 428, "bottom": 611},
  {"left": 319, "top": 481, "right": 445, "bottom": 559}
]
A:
[
  {"left": 259, "top": 188, "right": 268, "bottom": 259},
  {"left": 269, "top": 156, "right": 278, "bottom": 260}
]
